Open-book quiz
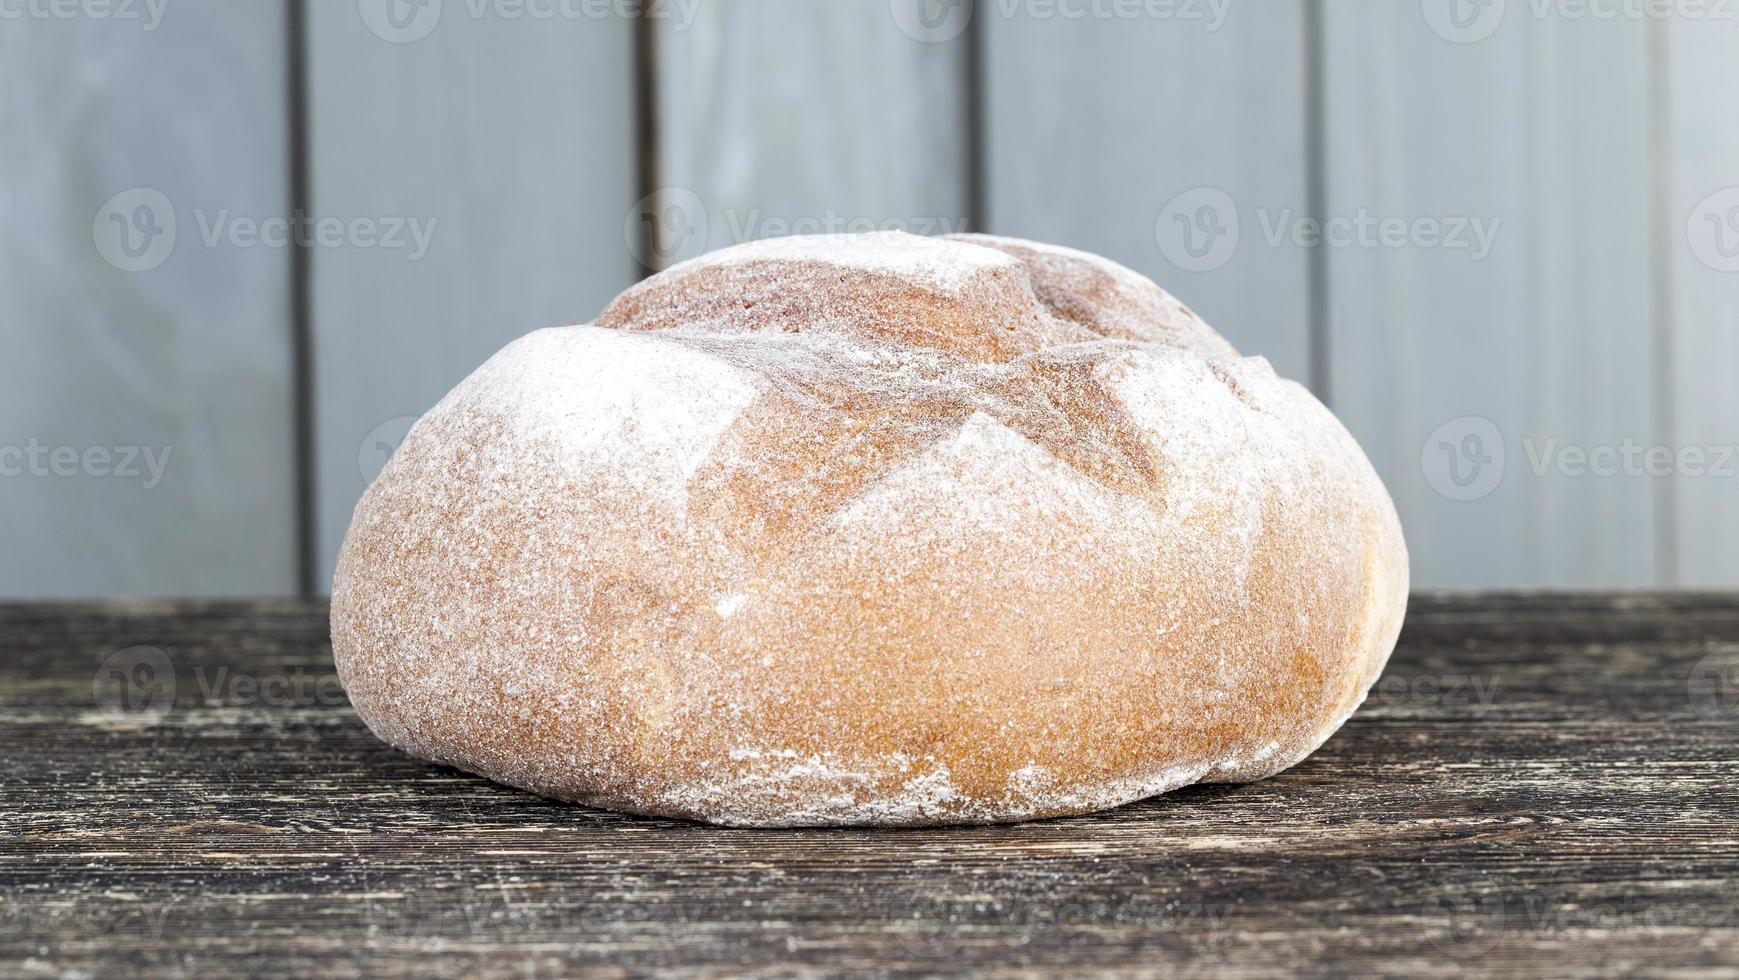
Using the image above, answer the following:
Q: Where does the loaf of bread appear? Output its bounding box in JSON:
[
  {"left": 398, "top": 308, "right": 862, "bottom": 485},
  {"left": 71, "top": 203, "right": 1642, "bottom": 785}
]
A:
[{"left": 331, "top": 231, "right": 1408, "bottom": 826}]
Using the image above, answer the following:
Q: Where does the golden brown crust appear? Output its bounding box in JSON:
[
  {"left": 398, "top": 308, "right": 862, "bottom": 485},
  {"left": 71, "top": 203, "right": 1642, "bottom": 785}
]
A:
[{"left": 332, "top": 232, "right": 1409, "bottom": 826}]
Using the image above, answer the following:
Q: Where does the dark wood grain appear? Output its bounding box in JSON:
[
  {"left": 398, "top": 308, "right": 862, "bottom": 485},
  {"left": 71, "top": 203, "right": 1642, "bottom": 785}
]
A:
[{"left": 2, "top": 594, "right": 1737, "bottom": 978}]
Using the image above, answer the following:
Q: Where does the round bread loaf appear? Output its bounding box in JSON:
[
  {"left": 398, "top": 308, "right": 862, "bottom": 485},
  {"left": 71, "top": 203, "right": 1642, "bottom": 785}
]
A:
[{"left": 331, "top": 231, "right": 1409, "bottom": 827}]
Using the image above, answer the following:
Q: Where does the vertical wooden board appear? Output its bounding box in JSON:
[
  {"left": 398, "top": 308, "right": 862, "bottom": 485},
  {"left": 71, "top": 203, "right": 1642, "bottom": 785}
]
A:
[
  {"left": 1666, "top": 20, "right": 1739, "bottom": 587},
  {"left": 0, "top": 2, "right": 297, "bottom": 598},
  {"left": 308, "top": 4, "right": 639, "bottom": 587},
  {"left": 1321, "top": 3, "right": 1657, "bottom": 588},
  {"left": 648, "top": 0, "right": 969, "bottom": 267},
  {"left": 978, "top": 1, "right": 1314, "bottom": 384}
]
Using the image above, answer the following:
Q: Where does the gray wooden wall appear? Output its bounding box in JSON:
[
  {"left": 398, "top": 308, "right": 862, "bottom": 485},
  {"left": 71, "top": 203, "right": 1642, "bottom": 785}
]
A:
[{"left": 3, "top": 0, "right": 1735, "bottom": 597}]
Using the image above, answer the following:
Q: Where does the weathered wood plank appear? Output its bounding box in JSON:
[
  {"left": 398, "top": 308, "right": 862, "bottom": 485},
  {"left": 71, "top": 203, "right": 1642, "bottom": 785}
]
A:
[
  {"left": 0, "top": 1, "right": 297, "bottom": 598},
  {"left": 2, "top": 594, "right": 1736, "bottom": 977},
  {"left": 305, "top": 5, "right": 640, "bottom": 588},
  {"left": 1320, "top": 4, "right": 1660, "bottom": 588},
  {"left": 646, "top": 0, "right": 970, "bottom": 268},
  {"left": 978, "top": 1, "right": 1315, "bottom": 384}
]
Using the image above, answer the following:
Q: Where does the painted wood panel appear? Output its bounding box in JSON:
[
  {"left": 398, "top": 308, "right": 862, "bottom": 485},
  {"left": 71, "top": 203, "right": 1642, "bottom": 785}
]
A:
[
  {"left": 977, "top": 1, "right": 1315, "bottom": 385},
  {"left": 306, "top": 3, "right": 640, "bottom": 586},
  {"left": 5, "top": 3, "right": 1727, "bottom": 597},
  {"left": 0, "top": 1, "right": 298, "bottom": 598},
  {"left": 1665, "top": 18, "right": 1739, "bottom": 587},
  {"left": 647, "top": 0, "right": 970, "bottom": 268},
  {"left": 1320, "top": 2, "right": 1659, "bottom": 588}
]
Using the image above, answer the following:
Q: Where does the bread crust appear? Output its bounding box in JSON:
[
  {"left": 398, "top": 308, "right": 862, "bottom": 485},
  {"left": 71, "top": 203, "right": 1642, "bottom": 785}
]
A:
[{"left": 332, "top": 232, "right": 1408, "bottom": 826}]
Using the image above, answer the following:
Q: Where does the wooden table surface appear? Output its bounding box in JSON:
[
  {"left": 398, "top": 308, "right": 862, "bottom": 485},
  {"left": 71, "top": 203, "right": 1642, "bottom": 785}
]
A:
[{"left": 2, "top": 594, "right": 1737, "bottom": 978}]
